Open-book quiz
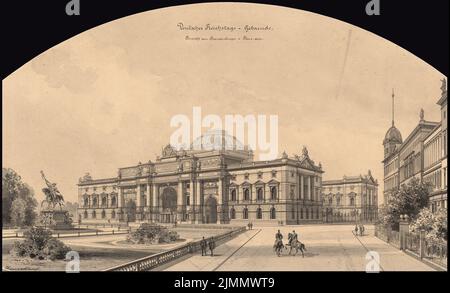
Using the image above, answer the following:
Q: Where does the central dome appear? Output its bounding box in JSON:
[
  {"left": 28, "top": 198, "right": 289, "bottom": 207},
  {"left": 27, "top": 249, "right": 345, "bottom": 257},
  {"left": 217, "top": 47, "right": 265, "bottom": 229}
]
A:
[{"left": 384, "top": 125, "right": 403, "bottom": 144}]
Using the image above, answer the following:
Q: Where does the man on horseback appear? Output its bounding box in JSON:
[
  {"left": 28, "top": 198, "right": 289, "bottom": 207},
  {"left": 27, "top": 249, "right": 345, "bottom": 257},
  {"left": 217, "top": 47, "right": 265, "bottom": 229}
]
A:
[
  {"left": 275, "top": 230, "right": 283, "bottom": 242},
  {"left": 273, "top": 230, "right": 284, "bottom": 256},
  {"left": 288, "top": 230, "right": 298, "bottom": 246}
]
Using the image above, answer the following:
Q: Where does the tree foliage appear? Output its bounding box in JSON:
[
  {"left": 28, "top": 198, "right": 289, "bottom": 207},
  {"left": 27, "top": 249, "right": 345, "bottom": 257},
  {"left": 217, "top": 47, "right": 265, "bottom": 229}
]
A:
[
  {"left": 2, "top": 168, "right": 38, "bottom": 227},
  {"left": 378, "top": 178, "right": 431, "bottom": 229},
  {"left": 410, "top": 208, "right": 448, "bottom": 243}
]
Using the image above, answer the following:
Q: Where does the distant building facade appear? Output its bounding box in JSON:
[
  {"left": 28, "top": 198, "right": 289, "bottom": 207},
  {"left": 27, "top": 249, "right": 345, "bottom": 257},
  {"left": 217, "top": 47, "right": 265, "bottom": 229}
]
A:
[
  {"left": 321, "top": 172, "right": 378, "bottom": 223},
  {"left": 77, "top": 133, "right": 324, "bottom": 225},
  {"left": 383, "top": 80, "right": 448, "bottom": 212}
]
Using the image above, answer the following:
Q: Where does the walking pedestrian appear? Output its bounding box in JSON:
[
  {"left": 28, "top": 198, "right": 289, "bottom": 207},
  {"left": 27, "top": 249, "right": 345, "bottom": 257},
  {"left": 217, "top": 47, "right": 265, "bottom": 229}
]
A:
[
  {"left": 209, "top": 237, "right": 216, "bottom": 256},
  {"left": 200, "top": 236, "right": 207, "bottom": 256}
]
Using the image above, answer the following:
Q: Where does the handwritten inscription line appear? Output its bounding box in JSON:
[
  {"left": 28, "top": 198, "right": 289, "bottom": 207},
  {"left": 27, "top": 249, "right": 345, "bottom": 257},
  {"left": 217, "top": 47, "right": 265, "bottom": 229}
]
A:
[{"left": 177, "top": 22, "right": 272, "bottom": 33}]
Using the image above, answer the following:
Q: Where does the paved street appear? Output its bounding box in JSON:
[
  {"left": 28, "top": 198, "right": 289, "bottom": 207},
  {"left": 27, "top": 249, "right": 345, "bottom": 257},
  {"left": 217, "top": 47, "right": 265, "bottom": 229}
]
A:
[{"left": 163, "top": 224, "right": 435, "bottom": 271}]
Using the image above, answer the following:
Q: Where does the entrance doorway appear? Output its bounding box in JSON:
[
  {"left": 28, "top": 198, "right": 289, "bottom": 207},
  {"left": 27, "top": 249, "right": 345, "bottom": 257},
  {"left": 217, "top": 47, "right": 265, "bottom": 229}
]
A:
[
  {"left": 205, "top": 196, "right": 218, "bottom": 224},
  {"left": 125, "top": 199, "right": 136, "bottom": 222},
  {"left": 161, "top": 187, "right": 177, "bottom": 223}
]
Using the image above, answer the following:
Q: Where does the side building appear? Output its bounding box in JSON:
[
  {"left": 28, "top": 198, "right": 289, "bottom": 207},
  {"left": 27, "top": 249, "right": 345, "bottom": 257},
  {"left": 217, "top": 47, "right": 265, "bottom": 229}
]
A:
[
  {"left": 76, "top": 135, "right": 324, "bottom": 225},
  {"left": 321, "top": 172, "right": 378, "bottom": 223},
  {"left": 382, "top": 79, "right": 448, "bottom": 212}
]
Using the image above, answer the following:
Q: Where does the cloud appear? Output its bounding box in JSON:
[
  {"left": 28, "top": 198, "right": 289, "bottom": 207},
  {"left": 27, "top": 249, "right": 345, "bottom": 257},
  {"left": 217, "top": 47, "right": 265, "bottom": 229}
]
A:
[{"left": 31, "top": 48, "right": 98, "bottom": 94}]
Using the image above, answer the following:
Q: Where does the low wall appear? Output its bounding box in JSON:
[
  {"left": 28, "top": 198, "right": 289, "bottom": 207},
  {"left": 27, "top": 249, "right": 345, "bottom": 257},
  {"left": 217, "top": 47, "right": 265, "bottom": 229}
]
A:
[{"left": 103, "top": 226, "right": 247, "bottom": 271}]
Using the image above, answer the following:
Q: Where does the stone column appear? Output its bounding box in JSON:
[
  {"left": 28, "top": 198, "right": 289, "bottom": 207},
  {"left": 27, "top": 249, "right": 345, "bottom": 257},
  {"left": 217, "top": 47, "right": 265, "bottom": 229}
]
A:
[
  {"left": 307, "top": 176, "right": 312, "bottom": 201},
  {"left": 217, "top": 178, "right": 223, "bottom": 204},
  {"left": 217, "top": 177, "right": 223, "bottom": 223},
  {"left": 195, "top": 180, "right": 202, "bottom": 223},
  {"left": 146, "top": 184, "right": 151, "bottom": 207},
  {"left": 152, "top": 184, "right": 158, "bottom": 222},
  {"left": 118, "top": 187, "right": 123, "bottom": 208},
  {"left": 300, "top": 175, "right": 304, "bottom": 200},
  {"left": 137, "top": 184, "right": 142, "bottom": 207},
  {"left": 177, "top": 181, "right": 184, "bottom": 222},
  {"left": 189, "top": 180, "right": 194, "bottom": 222}
]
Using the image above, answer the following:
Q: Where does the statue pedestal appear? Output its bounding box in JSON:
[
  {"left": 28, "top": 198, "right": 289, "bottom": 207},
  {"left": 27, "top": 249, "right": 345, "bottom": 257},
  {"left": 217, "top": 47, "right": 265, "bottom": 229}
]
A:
[{"left": 40, "top": 209, "right": 73, "bottom": 230}]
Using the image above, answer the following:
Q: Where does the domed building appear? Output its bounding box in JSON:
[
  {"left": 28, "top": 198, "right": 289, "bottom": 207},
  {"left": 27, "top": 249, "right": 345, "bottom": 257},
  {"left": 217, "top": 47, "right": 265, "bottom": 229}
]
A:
[
  {"left": 76, "top": 131, "right": 324, "bottom": 225},
  {"left": 382, "top": 84, "right": 446, "bottom": 208}
]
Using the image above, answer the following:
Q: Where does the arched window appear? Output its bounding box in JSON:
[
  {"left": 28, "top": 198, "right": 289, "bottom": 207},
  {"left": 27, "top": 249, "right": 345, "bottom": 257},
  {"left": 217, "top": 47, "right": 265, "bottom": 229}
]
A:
[
  {"left": 336, "top": 196, "right": 341, "bottom": 206},
  {"left": 231, "top": 189, "right": 236, "bottom": 201},
  {"left": 244, "top": 188, "right": 250, "bottom": 201},
  {"left": 316, "top": 208, "right": 320, "bottom": 219},
  {"left": 257, "top": 188, "right": 263, "bottom": 201},
  {"left": 329, "top": 197, "right": 332, "bottom": 205},
  {"left": 101, "top": 210, "right": 106, "bottom": 219},
  {"left": 102, "top": 196, "right": 107, "bottom": 207},
  {"left": 92, "top": 196, "right": 98, "bottom": 207},
  {"left": 92, "top": 210, "right": 97, "bottom": 218},
  {"left": 256, "top": 208, "right": 262, "bottom": 219},
  {"left": 291, "top": 208, "right": 295, "bottom": 219},
  {"left": 270, "top": 207, "right": 276, "bottom": 219},
  {"left": 270, "top": 186, "right": 277, "bottom": 200},
  {"left": 111, "top": 195, "right": 116, "bottom": 207},
  {"left": 300, "top": 209, "right": 304, "bottom": 219},
  {"left": 306, "top": 208, "right": 309, "bottom": 219},
  {"left": 230, "top": 208, "right": 236, "bottom": 219},
  {"left": 111, "top": 210, "right": 116, "bottom": 219},
  {"left": 84, "top": 210, "right": 88, "bottom": 219},
  {"left": 243, "top": 208, "right": 249, "bottom": 219},
  {"left": 350, "top": 197, "right": 355, "bottom": 206},
  {"left": 84, "top": 196, "right": 89, "bottom": 207}
]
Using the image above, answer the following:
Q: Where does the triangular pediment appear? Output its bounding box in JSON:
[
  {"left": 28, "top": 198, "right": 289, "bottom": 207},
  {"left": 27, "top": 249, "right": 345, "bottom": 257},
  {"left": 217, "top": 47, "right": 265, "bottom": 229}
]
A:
[{"left": 299, "top": 157, "right": 315, "bottom": 169}]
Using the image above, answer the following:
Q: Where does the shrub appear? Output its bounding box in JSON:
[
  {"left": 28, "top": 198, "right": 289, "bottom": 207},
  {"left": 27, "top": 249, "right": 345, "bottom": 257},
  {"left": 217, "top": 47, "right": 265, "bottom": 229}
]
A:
[
  {"left": 11, "top": 226, "right": 71, "bottom": 260},
  {"left": 127, "top": 223, "right": 180, "bottom": 244},
  {"left": 410, "top": 208, "right": 447, "bottom": 243}
]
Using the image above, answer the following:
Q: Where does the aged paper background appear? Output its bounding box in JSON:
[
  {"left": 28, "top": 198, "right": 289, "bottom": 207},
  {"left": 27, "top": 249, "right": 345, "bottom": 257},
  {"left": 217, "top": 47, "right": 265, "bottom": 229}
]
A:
[{"left": 2, "top": 3, "right": 443, "bottom": 204}]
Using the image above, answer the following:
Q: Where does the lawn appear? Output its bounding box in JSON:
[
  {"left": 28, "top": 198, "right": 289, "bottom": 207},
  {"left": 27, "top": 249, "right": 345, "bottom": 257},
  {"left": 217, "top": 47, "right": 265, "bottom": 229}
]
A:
[
  {"left": 2, "top": 226, "right": 234, "bottom": 271},
  {"left": 2, "top": 240, "right": 152, "bottom": 271}
]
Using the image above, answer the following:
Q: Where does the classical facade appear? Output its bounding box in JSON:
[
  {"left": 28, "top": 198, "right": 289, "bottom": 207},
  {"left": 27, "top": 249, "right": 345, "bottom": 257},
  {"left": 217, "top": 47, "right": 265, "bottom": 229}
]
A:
[
  {"left": 423, "top": 80, "right": 448, "bottom": 211},
  {"left": 383, "top": 79, "right": 448, "bottom": 212},
  {"left": 77, "top": 135, "right": 324, "bottom": 225},
  {"left": 321, "top": 172, "right": 378, "bottom": 223}
]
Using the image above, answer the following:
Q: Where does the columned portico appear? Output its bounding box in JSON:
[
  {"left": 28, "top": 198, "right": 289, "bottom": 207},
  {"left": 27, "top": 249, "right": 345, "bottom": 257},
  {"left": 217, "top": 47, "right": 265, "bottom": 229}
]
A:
[{"left": 77, "top": 141, "right": 325, "bottom": 225}]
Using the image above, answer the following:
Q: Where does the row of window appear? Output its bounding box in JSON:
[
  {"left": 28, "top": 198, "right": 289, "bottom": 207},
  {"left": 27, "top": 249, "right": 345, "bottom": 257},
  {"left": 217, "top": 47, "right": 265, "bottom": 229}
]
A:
[
  {"left": 424, "top": 134, "right": 443, "bottom": 169},
  {"left": 228, "top": 207, "right": 321, "bottom": 220},
  {"left": 83, "top": 195, "right": 117, "bottom": 207},
  {"left": 384, "top": 158, "right": 399, "bottom": 176},
  {"left": 83, "top": 210, "right": 115, "bottom": 219},
  {"left": 424, "top": 169, "right": 443, "bottom": 191},
  {"left": 230, "top": 207, "right": 277, "bottom": 219},
  {"left": 230, "top": 186, "right": 278, "bottom": 201}
]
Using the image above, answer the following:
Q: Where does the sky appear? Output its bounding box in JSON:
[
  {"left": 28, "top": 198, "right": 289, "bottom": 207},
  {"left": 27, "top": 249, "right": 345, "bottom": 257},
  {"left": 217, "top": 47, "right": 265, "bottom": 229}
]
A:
[{"left": 2, "top": 3, "right": 444, "bottom": 205}]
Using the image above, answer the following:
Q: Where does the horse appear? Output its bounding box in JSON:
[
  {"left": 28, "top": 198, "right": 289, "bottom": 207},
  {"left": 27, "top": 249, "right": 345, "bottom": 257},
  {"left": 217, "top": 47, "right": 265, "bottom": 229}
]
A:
[
  {"left": 287, "top": 239, "right": 307, "bottom": 257},
  {"left": 273, "top": 239, "right": 285, "bottom": 257}
]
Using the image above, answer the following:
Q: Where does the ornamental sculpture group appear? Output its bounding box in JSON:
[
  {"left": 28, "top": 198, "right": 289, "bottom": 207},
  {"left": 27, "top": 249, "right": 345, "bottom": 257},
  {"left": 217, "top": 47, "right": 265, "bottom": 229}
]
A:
[{"left": 39, "top": 171, "right": 73, "bottom": 229}]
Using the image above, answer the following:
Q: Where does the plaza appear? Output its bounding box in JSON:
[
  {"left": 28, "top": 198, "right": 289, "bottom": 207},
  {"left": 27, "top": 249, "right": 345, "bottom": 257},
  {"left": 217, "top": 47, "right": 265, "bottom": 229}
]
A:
[{"left": 162, "top": 224, "right": 435, "bottom": 271}]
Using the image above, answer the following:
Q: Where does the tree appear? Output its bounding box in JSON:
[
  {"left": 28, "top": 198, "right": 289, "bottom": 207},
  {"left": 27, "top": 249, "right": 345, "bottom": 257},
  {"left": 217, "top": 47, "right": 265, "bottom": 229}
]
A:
[
  {"left": 10, "top": 198, "right": 27, "bottom": 227},
  {"left": 379, "top": 178, "right": 431, "bottom": 229},
  {"left": 2, "top": 168, "right": 38, "bottom": 226}
]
